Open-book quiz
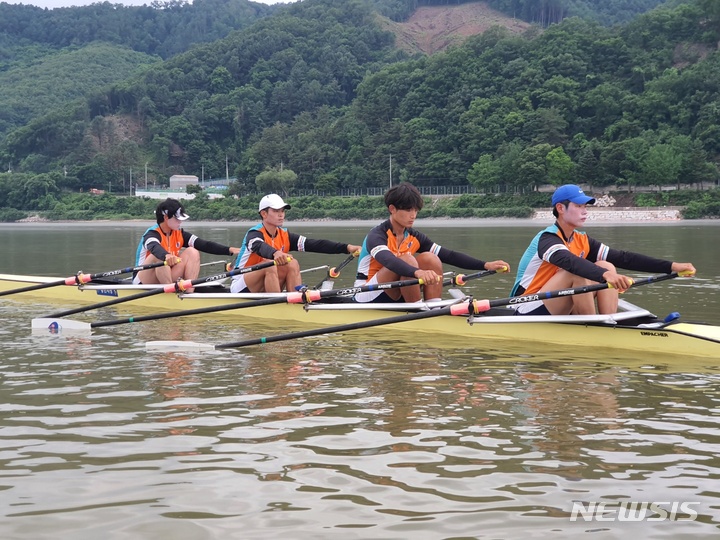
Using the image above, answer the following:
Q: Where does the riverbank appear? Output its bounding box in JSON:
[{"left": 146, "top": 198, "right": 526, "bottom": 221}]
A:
[
  {"left": 300, "top": 206, "right": 691, "bottom": 225},
  {"left": 13, "top": 206, "right": 689, "bottom": 225},
  {"left": 533, "top": 206, "right": 683, "bottom": 222}
]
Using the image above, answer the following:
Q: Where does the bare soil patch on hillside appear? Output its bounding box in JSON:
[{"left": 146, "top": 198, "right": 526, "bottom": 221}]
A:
[{"left": 385, "top": 2, "right": 532, "bottom": 55}]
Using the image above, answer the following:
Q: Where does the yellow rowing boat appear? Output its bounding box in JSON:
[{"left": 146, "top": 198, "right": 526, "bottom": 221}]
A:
[{"left": 1, "top": 272, "right": 719, "bottom": 358}]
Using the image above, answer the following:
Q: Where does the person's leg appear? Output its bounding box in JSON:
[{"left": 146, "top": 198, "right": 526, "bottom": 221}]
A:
[
  {"left": 368, "top": 252, "right": 442, "bottom": 302},
  {"left": 136, "top": 248, "right": 199, "bottom": 291},
  {"left": 594, "top": 260, "right": 619, "bottom": 314},
  {"left": 172, "top": 247, "right": 201, "bottom": 292},
  {"left": 541, "top": 269, "right": 593, "bottom": 315},
  {"left": 136, "top": 254, "right": 171, "bottom": 284},
  {"left": 415, "top": 252, "right": 443, "bottom": 301},
  {"left": 244, "top": 265, "right": 280, "bottom": 293},
  {"left": 178, "top": 247, "right": 201, "bottom": 280},
  {"left": 371, "top": 254, "right": 420, "bottom": 301},
  {"left": 278, "top": 259, "right": 302, "bottom": 291},
  {"left": 541, "top": 261, "right": 619, "bottom": 315},
  {"left": 353, "top": 274, "right": 384, "bottom": 303}
]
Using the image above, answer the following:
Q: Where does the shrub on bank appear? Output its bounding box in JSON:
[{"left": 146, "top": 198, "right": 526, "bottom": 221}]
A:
[
  {"left": 682, "top": 201, "right": 720, "bottom": 219},
  {"left": 28, "top": 188, "right": 720, "bottom": 221},
  {"left": 0, "top": 208, "right": 27, "bottom": 222}
]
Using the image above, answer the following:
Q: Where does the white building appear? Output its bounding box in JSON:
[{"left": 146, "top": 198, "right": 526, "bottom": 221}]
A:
[{"left": 169, "top": 175, "right": 199, "bottom": 189}]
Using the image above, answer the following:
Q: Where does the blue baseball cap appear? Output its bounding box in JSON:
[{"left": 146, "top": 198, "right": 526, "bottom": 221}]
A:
[{"left": 551, "top": 184, "right": 595, "bottom": 206}]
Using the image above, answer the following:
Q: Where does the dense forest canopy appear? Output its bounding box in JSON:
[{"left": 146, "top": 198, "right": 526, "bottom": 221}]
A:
[
  {"left": 0, "top": 0, "right": 274, "bottom": 138},
  {"left": 0, "top": 0, "right": 273, "bottom": 59},
  {"left": 0, "top": 0, "right": 719, "bottom": 214},
  {"left": 373, "top": 0, "right": 678, "bottom": 24},
  {"left": 0, "top": 43, "right": 160, "bottom": 137}
]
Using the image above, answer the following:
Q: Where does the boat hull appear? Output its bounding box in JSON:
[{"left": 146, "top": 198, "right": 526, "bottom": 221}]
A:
[{"left": 2, "top": 273, "right": 719, "bottom": 358}]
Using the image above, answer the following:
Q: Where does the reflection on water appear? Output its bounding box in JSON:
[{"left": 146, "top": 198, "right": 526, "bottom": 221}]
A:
[
  {"left": 1, "top": 300, "right": 719, "bottom": 539},
  {"left": 2, "top": 223, "right": 720, "bottom": 538},
  {"left": 3, "top": 221, "right": 720, "bottom": 325}
]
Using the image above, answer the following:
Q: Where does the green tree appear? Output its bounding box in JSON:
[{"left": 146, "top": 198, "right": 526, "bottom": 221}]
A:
[
  {"left": 255, "top": 166, "right": 297, "bottom": 197},
  {"left": 640, "top": 144, "right": 682, "bottom": 188},
  {"left": 467, "top": 154, "right": 500, "bottom": 191},
  {"left": 546, "top": 147, "right": 574, "bottom": 186},
  {"left": 601, "top": 138, "right": 649, "bottom": 189},
  {"left": 574, "top": 141, "right": 605, "bottom": 187},
  {"left": 314, "top": 172, "right": 338, "bottom": 193},
  {"left": 517, "top": 144, "right": 552, "bottom": 190}
]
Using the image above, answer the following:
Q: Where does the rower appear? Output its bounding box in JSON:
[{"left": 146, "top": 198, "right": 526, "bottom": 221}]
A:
[
  {"left": 230, "top": 194, "right": 361, "bottom": 293},
  {"left": 353, "top": 182, "right": 510, "bottom": 304},
  {"left": 134, "top": 198, "right": 240, "bottom": 293},
  {"left": 511, "top": 184, "right": 696, "bottom": 316}
]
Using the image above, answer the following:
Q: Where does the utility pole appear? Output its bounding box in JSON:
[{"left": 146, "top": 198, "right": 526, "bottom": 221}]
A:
[
  {"left": 145, "top": 162, "right": 148, "bottom": 189},
  {"left": 225, "top": 155, "right": 229, "bottom": 181},
  {"left": 389, "top": 154, "right": 392, "bottom": 189}
]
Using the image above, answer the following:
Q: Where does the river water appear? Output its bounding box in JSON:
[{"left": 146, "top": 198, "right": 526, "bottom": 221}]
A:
[{"left": 1, "top": 220, "right": 719, "bottom": 539}]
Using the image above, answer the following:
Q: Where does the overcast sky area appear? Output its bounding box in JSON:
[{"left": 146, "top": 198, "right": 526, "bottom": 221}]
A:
[{"left": 6, "top": 0, "right": 290, "bottom": 7}]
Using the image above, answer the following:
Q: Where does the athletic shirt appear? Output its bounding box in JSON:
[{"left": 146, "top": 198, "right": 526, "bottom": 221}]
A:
[
  {"left": 232, "top": 223, "right": 350, "bottom": 271},
  {"left": 134, "top": 225, "right": 233, "bottom": 274},
  {"left": 512, "top": 224, "right": 597, "bottom": 296},
  {"left": 356, "top": 219, "right": 486, "bottom": 281},
  {"left": 135, "top": 225, "right": 185, "bottom": 266},
  {"left": 512, "top": 223, "right": 675, "bottom": 298},
  {"left": 233, "top": 224, "right": 292, "bottom": 270}
]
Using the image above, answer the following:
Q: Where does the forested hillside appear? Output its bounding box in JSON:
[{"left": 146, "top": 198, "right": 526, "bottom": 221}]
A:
[
  {"left": 2, "top": 0, "right": 405, "bottom": 186},
  {"left": 261, "top": 1, "right": 720, "bottom": 193},
  {"left": 0, "top": 0, "right": 273, "bottom": 59},
  {"left": 373, "top": 0, "right": 677, "bottom": 24},
  {"left": 0, "top": 0, "right": 273, "bottom": 139},
  {"left": 1, "top": 0, "right": 719, "bottom": 218},
  {"left": 0, "top": 43, "right": 159, "bottom": 138}
]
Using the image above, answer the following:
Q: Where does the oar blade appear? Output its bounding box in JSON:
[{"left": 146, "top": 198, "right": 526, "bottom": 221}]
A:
[
  {"left": 145, "top": 340, "right": 217, "bottom": 352},
  {"left": 31, "top": 317, "right": 92, "bottom": 333}
]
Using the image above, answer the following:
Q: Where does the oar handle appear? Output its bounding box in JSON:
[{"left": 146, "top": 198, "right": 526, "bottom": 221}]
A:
[
  {"left": 293, "top": 268, "right": 499, "bottom": 304},
  {"left": 45, "top": 259, "right": 287, "bottom": 318},
  {"left": 314, "top": 252, "right": 358, "bottom": 288},
  {"left": 167, "top": 259, "right": 283, "bottom": 293},
  {"left": 329, "top": 251, "right": 358, "bottom": 278},
  {"left": 453, "top": 271, "right": 685, "bottom": 314},
  {"left": 0, "top": 261, "right": 169, "bottom": 297},
  {"left": 83, "top": 261, "right": 168, "bottom": 282},
  {"left": 452, "top": 266, "right": 507, "bottom": 286}
]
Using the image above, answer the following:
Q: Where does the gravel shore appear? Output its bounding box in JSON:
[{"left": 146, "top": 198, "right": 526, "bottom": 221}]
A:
[{"left": 7, "top": 206, "right": 713, "bottom": 229}]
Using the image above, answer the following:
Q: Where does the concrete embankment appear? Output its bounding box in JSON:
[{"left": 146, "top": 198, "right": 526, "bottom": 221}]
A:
[{"left": 533, "top": 206, "right": 683, "bottom": 221}]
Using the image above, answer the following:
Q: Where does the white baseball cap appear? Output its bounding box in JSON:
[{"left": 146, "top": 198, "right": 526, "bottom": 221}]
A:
[
  {"left": 258, "top": 193, "right": 291, "bottom": 212},
  {"left": 171, "top": 207, "right": 190, "bottom": 220},
  {"left": 158, "top": 198, "right": 189, "bottom": 221}
]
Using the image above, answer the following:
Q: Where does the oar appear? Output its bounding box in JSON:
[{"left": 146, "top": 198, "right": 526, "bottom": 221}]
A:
[
  {"left": 314, "top": 251, "right": 358, "bottom": 289},
  {"left": 34, "top": 269, "right": 500, "bottom": 332},
  {"left": 37, "top": 259, "right": 285, "bottom": 319},
  {"left": 201, "top": 260, "right": 230, "bottom": 268},
  {"left": 146, "top": 271, "right": 685, "bottom": 352},
  {"left": 302, "top": 264, "right": 330, "bottom": 275},
  {"left": 0, "top": 261, "right": 169, "bottom": 298}
]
